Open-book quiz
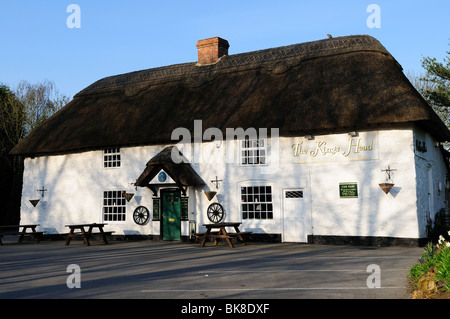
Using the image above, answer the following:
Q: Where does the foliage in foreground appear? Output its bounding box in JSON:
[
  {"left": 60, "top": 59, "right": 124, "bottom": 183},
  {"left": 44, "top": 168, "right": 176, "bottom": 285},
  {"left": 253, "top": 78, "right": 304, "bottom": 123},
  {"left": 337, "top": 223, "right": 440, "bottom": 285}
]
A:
[{"left": 409, "top": 231, "right": 450, "bottom": 293}]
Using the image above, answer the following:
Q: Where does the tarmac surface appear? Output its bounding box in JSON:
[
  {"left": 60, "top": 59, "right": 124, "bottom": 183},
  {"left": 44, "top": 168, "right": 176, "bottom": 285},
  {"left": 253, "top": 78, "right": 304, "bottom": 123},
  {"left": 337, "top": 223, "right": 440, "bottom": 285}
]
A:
[{"left": 0, "top": 237, "right": 423, "bottom": 300}]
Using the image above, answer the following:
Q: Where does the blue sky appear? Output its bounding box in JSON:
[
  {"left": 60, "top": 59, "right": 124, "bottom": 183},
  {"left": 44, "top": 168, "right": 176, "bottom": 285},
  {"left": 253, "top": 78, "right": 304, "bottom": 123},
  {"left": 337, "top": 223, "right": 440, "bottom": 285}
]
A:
[{"left": 1, "top": 1, "right": 449, "bottom": 99}]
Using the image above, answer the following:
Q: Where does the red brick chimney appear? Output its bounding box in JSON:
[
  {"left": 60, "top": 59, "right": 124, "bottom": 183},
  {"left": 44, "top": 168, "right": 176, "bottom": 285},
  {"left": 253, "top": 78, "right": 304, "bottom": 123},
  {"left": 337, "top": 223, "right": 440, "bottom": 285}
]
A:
[{"left": 196, "top": 37, "right": 229, "bottom": 65}]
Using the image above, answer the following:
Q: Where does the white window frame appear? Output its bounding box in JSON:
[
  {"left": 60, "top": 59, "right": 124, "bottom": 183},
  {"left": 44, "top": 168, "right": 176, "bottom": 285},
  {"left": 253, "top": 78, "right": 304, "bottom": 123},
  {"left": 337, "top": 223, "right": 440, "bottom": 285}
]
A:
[
  {"left": 102, "top": 190, "right": 126, "bottom": 222},
  {"left": 103, "top": 148, "right": 121, "bottom": 168},
  {"left": 240, "top": 138, "right": 267, "bottom": 166},
  {"left": 240, "top": 185, "right": 273, "bottom": 220}
]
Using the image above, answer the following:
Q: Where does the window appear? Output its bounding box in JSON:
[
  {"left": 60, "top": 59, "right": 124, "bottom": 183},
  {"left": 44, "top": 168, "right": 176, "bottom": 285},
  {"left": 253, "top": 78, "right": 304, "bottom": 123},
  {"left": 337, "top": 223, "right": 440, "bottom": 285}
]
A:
[
  {"left": 285, "top": 190, "right": 303, "bottom": 198},
  {"left": 241, "top": 139, "right": 266, "bottom": 165},
  {"left": 103, "top": 148, "right": 121, "bottom": 168},
  {"left": 241, "top": 186, "right": 273, "bottom": 219},
  {"left": 152, "top": 198, "right": 160, "bottom": 220},
  {"left": 103, "top": 190, "right": 126, "bottom": 221},
  {"left": 181, "top": 197, "right": 189, "bottom": 220}
]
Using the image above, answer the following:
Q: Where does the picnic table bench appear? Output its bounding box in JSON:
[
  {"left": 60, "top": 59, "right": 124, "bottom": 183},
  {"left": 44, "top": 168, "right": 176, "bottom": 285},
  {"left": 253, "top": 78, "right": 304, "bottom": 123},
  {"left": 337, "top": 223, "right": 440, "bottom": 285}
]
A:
[
  {"left": 195, "top": 222, "right": 251, "bottom": 248},
  {"left": 0, "top": 224, "right": 43, "bottom": 245},
  {"left": 64, "top": 223, "right": 114, "bottom": 246}
]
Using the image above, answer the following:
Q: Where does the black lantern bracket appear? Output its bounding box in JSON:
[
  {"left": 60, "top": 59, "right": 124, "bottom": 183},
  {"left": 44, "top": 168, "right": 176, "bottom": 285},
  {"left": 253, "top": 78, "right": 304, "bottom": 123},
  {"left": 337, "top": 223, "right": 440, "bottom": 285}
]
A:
[
  {"left": 381, "top": 166, "right": 397, "bottom": 182},
  {"left": 36, "top": 186, "right": 48, "bottom": 198},
  {"left": 210, "top": 176, "right": 223, "bottom": 189}
]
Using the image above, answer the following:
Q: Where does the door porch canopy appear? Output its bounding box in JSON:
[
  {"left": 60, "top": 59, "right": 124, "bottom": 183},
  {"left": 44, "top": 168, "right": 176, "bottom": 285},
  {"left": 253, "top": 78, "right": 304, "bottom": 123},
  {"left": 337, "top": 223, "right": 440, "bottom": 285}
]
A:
[{"left": 135, "top": 146, "right": 205, "bottom": 195}]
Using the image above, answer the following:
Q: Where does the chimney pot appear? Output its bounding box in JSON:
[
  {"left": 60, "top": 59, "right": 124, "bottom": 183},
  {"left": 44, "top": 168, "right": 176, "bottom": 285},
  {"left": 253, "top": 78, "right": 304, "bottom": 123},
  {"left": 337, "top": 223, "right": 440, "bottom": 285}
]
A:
[{"left": 196, "top": 37, "right": 229, "bottom": 65}]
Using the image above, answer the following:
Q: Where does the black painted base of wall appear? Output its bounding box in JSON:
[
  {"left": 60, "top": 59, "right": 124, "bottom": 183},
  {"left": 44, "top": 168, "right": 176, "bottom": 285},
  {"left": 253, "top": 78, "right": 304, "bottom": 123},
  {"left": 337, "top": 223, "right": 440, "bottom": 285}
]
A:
[
  {"left": 308, "top": 235, "right": 428, "bottom": 247},
  {"left": 40, "top": 233, "right": 427, "bottom": 247}
]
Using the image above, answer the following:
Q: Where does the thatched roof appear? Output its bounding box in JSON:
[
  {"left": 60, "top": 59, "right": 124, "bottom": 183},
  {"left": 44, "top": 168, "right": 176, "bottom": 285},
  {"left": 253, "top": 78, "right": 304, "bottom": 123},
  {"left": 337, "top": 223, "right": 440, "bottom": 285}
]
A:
[{"left": 10, "top": 35, "right": 450, "bottom": 156}]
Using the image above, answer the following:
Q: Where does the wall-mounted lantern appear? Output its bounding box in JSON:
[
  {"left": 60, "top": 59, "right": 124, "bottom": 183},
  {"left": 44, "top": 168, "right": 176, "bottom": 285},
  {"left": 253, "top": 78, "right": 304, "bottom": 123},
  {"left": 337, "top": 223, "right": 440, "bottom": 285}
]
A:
[{"left": 379, "top": 166, "right": 397, "bottom": 194}]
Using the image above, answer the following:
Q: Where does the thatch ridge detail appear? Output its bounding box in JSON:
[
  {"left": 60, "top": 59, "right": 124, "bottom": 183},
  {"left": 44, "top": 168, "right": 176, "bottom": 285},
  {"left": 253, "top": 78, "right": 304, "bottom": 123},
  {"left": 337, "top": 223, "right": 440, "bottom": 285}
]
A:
[{"left": 9, "top": 35, "right": 450, "bottom": 157}]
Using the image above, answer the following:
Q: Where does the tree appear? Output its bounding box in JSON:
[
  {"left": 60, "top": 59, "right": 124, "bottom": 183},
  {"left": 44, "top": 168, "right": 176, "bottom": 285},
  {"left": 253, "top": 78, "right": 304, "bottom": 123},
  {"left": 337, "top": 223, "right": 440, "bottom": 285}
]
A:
[
  {"left": 407, "top": 69, "right": 450, "bottom": 129},
  {"left": 0, "top": 84, "right": 26, "bottom": 224},
  {"left": 406, "top": 47, "right": 450, "bottom": 130},
  {"left": 0, "top": 85, "right": 25, "bottom": 164},
  {"left": 15, "top": 80, "right": 70, "bottom": 135},
  {"left": 421, "top": 48, "right": 450, "bottom": 112},
  {"left": 0, "top": 80, "right": 69, "bottom": 225}
]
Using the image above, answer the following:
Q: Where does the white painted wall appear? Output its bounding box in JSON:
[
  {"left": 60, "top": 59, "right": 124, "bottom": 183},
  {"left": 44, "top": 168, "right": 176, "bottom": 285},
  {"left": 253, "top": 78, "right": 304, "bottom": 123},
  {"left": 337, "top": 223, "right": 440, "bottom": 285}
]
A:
[
  {"left": 413, "top": 127, "right": 448, "bottom": 237},
  {"left": 20, "top": 146, "right": 156, "bottom": 234},
  {"left": 19, "top": 127, "right": 448, "bottom": 241}
]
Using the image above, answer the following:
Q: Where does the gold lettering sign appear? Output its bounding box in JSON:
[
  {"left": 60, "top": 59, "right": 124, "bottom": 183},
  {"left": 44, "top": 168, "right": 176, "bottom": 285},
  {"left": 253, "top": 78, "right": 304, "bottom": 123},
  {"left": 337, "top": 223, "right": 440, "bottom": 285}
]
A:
[{"left": 292, "top": 133, "right": 377, "bottom": 163}]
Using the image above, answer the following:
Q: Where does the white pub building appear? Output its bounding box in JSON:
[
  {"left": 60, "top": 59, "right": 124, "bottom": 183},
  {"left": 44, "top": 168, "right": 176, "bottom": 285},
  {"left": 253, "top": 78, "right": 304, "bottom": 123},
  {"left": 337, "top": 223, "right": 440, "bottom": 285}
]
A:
[{"left": 11, "top": 35, "right": 450, "bottom": 245}]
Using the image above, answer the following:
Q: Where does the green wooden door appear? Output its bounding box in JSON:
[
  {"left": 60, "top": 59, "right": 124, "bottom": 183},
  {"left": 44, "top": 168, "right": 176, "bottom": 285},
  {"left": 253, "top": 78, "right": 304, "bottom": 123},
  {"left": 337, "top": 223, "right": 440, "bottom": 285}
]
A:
[{"left": 161, "top": 190, "right": 181, "bottom": 240}]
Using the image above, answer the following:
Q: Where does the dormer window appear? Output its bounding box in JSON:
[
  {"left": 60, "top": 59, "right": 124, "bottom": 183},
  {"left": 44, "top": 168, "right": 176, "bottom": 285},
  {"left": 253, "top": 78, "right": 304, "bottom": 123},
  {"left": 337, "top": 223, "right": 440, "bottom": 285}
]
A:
[{"left": 103, "top": 148, "right": 121, "bottom": 168}]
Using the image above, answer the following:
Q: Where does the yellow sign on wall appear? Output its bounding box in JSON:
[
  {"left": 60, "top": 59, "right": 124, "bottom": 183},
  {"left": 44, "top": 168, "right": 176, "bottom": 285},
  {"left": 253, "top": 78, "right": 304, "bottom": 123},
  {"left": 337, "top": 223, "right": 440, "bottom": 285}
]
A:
[{"left": 291, "top": 132, "right": 378, "bottom": 163}]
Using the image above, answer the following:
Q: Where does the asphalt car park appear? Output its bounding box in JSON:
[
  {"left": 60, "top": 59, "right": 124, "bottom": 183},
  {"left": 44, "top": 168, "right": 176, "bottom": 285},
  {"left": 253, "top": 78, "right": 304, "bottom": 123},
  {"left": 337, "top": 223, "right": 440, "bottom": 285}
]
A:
[{"left": 0, "top": 239, "right": 423, "bottom": 299}]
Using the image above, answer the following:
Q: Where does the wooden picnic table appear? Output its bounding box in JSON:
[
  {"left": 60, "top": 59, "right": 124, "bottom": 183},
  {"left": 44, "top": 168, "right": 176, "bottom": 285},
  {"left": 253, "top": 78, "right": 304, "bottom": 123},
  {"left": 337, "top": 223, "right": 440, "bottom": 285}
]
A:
[
  {"left": 0, "top": 224, "right": 43, "bottom": 245},
  {"left": 196, "top": 222, "right": 251, "bottom": 248},
  {"left": 64, "top": 223, "right": 113, "bottom": 246}
]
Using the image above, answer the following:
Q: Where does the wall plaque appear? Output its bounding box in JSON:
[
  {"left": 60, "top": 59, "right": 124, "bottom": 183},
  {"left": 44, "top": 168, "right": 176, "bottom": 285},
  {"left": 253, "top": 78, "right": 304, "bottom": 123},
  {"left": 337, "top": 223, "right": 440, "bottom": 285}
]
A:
[{"left": 339, "top": 183, "right": 358, "bottom": 198}]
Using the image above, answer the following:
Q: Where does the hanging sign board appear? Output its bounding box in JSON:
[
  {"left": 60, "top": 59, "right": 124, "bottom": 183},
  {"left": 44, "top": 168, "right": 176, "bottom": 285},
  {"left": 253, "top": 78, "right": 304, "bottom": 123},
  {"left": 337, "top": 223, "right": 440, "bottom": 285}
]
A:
[{"left": 339, "top": 183, "right": 358, "bottom": 198}]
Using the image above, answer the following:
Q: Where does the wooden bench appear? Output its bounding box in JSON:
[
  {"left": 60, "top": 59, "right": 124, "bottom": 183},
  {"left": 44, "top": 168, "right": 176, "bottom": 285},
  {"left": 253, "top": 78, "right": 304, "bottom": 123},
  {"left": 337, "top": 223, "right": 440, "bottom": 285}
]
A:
[
  {"left": 196, "top": 231, "right": 251, "bottom": 238},
  {"left": 0, "top": 225, "right": 43, "bottom": 245},
  {"left": 64, "top": 223, "right": 113, "bottom": 246},
  {"left": 85, "top": 231, "right": 115, "bottom": 239},
  {"left": 226, "top": 231, "right": 252, "bottom": 244},
  {"left": 63, "top": 231, "right": 115, "bottom": 237},
  {"left": 228, "top": 231, "right": 252, "bottom": 239},
  {"left": 197, "top": 223, "right": 252, "bottom": 248},
  {"left": 195, "top": 231, "right": 219, "bottom": 239},
  {"left": 228, "top": 231, "right": 252, "bottom": 236}
]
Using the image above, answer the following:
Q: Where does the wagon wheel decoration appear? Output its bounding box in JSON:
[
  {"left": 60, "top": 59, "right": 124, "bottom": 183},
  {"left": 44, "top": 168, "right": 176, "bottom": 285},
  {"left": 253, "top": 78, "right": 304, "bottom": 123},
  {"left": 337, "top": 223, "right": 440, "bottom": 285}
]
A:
[
  {"left": 133, "top": 206, "right": 150, "bottom": 225},
  {"left": 207, "top": 203, "right": 224, "bottom": 223}
]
